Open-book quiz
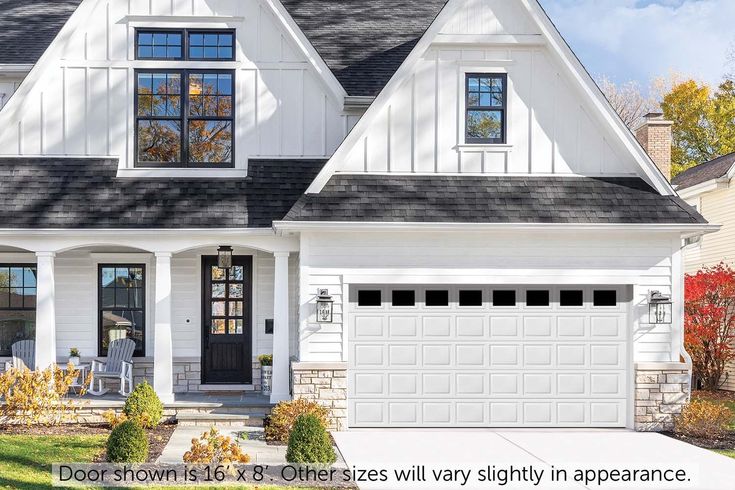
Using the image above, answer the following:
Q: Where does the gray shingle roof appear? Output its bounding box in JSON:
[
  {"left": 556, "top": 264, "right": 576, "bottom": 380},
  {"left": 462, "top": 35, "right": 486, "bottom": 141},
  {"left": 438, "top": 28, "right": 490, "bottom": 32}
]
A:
[
  {"left": 0, "top": 0, "right": 82, "bottom": 64},
  {"left": 0, "top": 158, "right": 326, "bottom": 228},
  {"left": 280, "top": 0, "right": 448, "bottom": 96},
  {"left": 284, "top": 175, "right": 706, "bottom": 224},
  {"left": 671, "top": 152, "right": 735, "bottom": 190}
]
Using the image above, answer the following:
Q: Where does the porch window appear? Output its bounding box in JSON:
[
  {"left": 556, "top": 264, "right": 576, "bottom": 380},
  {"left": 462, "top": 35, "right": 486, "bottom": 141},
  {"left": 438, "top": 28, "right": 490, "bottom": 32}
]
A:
[
  {"left": 0, "top": 265, "right": 36, "bottom": 357},
  {"left": 99, "top": 265, "right": 145, "bottom": 357}
]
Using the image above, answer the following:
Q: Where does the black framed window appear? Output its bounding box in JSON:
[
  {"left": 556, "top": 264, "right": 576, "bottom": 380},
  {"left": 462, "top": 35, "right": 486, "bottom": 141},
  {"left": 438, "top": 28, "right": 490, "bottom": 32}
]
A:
[
  {"left": 425, "top": 290, "right": 449, "bottom": 307},
  {"left": 135, "top": 70, "right": 234, "bottom": 167},
  {"left": 465, "top": 73, "right": 507, "bottom": 144},
  {"left": 560, "top": 290, "right": 584, "bottom": 307},
  {"left": 189, "top": 31, "right": 235, "bottom": 60},
  {"left": 493, "top": 290, "right": 516, "bottom": 307},
  {"left": 0, "top": 265, "right": 36, "bottom": 357},
  {"left": 593, "top": 290, "right": 617, "bottom": 307},
  {"left": 137, "top": 31, "right": 183, "bottom": 60},
  {"left": 526, "top": 290, "right": 550, "bottom": 307},
  {"left": 392, "top": 290, "right": 415, "bottom": 307},
  {"left": 135, "top": 29, "right": 235, "bottom": 61},
  {"left": 99, "top": 265, "right": 145, "bottom": 357},
  {"left": 357, "top": 290, "right": 381, "bottom": 307}
]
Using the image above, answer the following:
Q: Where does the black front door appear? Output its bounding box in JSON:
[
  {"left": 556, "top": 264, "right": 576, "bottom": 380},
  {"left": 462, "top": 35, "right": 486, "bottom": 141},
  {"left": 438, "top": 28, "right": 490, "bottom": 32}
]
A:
[{"left": 202, "top": 255, "right": 252, "bottom": 384}]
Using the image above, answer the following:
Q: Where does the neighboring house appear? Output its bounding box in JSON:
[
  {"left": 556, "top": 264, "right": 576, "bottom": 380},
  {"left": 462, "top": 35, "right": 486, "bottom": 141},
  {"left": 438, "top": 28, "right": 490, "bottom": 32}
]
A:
[
  {"left": 673, "top": 152, "right": 735, "bottom": 392},
  {"left": 0, "top": 0, "right": 714, "bottom": 431}
]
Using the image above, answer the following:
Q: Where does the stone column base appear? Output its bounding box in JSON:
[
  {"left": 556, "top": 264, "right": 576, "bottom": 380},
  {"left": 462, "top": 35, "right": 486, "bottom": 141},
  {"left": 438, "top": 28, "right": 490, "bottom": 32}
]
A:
[
  {"left": 291, "top": 362, "right": 347, "bottom": 431},
  {"left": 635, "top": 363, "right": 691, "bottom": 432}
]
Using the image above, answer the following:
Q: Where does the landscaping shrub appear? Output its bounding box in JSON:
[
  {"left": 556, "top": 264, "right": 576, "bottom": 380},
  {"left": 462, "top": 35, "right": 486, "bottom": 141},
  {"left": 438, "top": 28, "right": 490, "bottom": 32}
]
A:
[
  {"left": 0, "top": 364, "right": 87, "bottom": 425},
  {"left": 123, "top": 381, "right": 163, "bottom": 428},
  {"left": 107, "top": 420, "right": 149, "bottom": 463},
  {"left": 286, "top": 414, "right": 336, "bottom": 465},
  {"left": 102, "top": 410, "right": 128, "bottom": 429},
  {"left": 685, "top": 264, "right": 735, "bottom": 390},
  {"left": 265, "top": 398, "right": 330, "bottom": 443},
  {"left": 675, "top": 399, "right": 733, "bottom": 439},
  {"left": 183, "top": 427, "right": 251, "bottom": 464}
]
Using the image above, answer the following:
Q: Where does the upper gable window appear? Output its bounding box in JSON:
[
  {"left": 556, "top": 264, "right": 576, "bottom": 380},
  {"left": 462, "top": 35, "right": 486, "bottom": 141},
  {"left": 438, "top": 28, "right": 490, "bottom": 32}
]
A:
[
  {"left": 189, "top": 32, "right": 235, "bottom": 60},
  {"left": 137, "top": 31, "right": 183, "bottom": 60},
  {"left": 135, "top": 29, "right": 235, "bottom": 61},
  {"left": 465, "top": 73, "right": 507, "bottom": 144}
]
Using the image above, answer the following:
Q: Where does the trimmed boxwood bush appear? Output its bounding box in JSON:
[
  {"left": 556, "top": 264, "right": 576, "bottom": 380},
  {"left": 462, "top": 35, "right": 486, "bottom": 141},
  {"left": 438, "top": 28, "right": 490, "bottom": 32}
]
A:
[
  {"left": 123, "top": 381, "right": 163, "bottom": 428},
  {"left": 265, "top": 399, "right": 330, "bottom": 443},
  {"left": 286, "top": 414, "right": 336, "bottom": 465},
  {"left": 107, "top": 420, "right": 149, "bottom": 463}
]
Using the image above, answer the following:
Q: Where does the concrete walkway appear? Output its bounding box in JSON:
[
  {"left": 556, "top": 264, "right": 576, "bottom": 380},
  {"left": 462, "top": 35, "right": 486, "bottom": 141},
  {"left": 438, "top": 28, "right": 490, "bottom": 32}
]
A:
[
  {"left": 334, "top": 429, "right": 735, "bottom": 490},
  {"left": 158, "top": 426, "right": 287, "bottom": 464}
]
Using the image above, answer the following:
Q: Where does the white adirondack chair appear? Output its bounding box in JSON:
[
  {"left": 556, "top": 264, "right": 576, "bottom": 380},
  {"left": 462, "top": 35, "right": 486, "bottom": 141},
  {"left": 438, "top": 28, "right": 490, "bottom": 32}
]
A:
[
  {"left": 3, "top": 340, "right": 35, "bottom": 371},
  {"left": 88, "top": 338, "right": 135, "bottom": 396}
]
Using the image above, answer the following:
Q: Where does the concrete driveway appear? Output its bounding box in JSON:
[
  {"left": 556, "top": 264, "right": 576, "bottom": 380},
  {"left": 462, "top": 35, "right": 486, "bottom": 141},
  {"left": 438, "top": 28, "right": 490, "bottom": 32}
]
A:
[{"left": 333, "top": 430, "right": 735, "bottom": 490}]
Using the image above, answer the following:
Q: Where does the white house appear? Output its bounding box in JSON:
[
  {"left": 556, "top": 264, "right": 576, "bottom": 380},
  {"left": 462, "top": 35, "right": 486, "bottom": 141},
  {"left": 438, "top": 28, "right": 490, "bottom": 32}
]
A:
[{"left": 0, "top": 0, "right": 715, "bottom": 431}]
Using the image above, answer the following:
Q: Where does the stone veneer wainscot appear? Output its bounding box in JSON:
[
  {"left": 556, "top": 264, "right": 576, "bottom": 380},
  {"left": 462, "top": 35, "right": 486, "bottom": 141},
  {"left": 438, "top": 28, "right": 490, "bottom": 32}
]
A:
[
  {"left": 291, "top": 362, "right": 347, "bottom": 431},
  {"left": 634, "top": 363, "right": 691, "bottom": 431}
]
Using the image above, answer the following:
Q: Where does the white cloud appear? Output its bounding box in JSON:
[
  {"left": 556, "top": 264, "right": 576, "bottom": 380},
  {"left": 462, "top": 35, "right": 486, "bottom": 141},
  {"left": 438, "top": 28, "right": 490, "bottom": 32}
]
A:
[{"left": 540, "top": 0, "right": 735, "bottom": 86}]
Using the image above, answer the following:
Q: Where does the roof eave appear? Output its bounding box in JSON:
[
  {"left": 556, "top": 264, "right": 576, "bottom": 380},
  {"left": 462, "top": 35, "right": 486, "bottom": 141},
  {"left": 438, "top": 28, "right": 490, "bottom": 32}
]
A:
[
  {"left": 274, "top": 221, "right": 720, "bottom": 237},
  {"left": 676, "top": 177, "right": 730, "bottom": 200}
]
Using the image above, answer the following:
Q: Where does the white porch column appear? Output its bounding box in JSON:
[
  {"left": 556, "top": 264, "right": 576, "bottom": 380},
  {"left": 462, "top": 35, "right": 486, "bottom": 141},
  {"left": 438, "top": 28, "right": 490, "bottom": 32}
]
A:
[
  {"left": 35, "top": 252, "right": 57, "bottom": 370},
  {"left": 271, "top": 252, "right": 290, "bottom": 403},
  {"left": 153, "top": 252, "right": 174, "bottom": 403}
]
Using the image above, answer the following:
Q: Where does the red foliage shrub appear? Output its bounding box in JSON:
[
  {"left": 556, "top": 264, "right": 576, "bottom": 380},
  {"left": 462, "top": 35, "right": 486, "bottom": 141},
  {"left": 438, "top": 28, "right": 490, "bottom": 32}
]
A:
[{"left": 685, "top": 263, "right": 735, "bottom": 390}]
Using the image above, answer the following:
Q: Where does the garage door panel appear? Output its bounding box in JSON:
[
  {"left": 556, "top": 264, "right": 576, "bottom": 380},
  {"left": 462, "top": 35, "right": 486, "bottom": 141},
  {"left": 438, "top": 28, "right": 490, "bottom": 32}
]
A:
[
  {"left": 349, "top": 285, "right": 629, "bottom": 428},
  {"left": 523, "top": 317, "right": 553, "bottom": 337},
  {"left": 423, "top": 316, "right": 452, "bottom": 337},
  {"left": 457, "top": 316, "right": 486, "bottom": 337},
  {"left": 490, "top": 317, "right": 520, "bottom": 337}
]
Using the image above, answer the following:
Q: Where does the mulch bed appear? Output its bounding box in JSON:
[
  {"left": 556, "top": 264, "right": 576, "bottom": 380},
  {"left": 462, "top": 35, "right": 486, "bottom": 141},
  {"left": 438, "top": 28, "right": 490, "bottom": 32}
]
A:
[
  {"left": 0, "top": 422, "right": 177, "bottom": 463},
  {"left": 663, "top": 431, "right": 735, "bottom": 450},
  {"left": 692, "top": 390, "right": 735, "bottom": 402}
]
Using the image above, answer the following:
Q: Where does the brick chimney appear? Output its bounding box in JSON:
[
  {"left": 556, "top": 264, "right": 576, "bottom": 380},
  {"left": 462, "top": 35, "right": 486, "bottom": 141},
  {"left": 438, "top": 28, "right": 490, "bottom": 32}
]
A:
[{"left": 635, "top": 112, "right": 673, "bottom": 181}]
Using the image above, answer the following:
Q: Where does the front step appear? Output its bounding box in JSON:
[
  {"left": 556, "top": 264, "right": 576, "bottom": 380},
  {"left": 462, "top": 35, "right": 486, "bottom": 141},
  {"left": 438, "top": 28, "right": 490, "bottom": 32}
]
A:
[{"left": 176, "top": 412, "right": 267, "bottom": 428}]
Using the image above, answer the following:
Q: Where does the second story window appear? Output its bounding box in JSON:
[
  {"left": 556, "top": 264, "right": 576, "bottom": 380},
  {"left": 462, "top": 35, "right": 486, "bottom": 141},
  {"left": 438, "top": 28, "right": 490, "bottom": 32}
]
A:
[
  {"left": 465, "top": 73, "right": 507, "bottom": 144},
  {"left": 136, "top": 70, "right": 234, "bottom": 167},
  {"left": 136, "top": 29, "right": 235, "bottom": 61}
]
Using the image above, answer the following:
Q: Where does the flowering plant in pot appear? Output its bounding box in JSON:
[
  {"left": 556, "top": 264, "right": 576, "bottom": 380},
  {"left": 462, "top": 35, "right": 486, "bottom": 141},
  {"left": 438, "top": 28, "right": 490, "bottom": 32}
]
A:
[
  {"left": 68, "top": 348, "right": 81, "bottom": 367},
  {"left": 258, "top": 354, "right": 273, "bottom": 394}
]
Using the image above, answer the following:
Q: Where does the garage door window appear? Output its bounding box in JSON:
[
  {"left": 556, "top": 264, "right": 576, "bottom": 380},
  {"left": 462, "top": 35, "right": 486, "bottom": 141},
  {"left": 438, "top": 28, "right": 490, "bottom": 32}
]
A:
[
  {"left": 593, "top": 290, "right": 617, "bottom": 307},
  {"left": 560, "top": 290, "right": 584, "bottom": 307},
  {"left": 526, "top": 290, "right": 550, "bottom": 307},
  {"left": 392, "top": 290, "right": 415, "bottom": 307},
  {"left": 459, "top": 290, "right": 483, "bottom": 307},
  {"left": 425, "top": 290, "right": 449, "bottom": 307},
  {"left": 357, "top": 290, "right": 382, "bottom": 307},
  {"left": 493, "top": 290, "right": 516, "bottom": 307}
]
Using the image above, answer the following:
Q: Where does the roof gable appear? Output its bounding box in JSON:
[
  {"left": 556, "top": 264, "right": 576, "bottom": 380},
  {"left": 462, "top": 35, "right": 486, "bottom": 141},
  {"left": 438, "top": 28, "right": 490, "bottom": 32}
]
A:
[{"left": 305, "top": 0, "right": 676, "bottom": 197}]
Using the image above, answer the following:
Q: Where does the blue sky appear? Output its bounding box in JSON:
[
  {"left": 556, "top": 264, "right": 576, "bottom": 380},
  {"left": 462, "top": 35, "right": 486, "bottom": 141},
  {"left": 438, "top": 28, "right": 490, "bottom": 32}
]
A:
[{"left": 539, "top": 0, "right": 734, "bottom": 87}]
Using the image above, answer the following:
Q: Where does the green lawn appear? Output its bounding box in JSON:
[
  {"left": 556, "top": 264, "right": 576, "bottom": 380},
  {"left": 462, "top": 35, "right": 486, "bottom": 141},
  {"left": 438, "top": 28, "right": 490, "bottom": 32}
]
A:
[
  {"left": 0, "top": 435, "right": 107, "bottom": 490},
  {"left": 0, "top": 434, "right": 310, "bottom": 489},
  {"left": 715, "top": 449, "right": 735, "bottom": 459}
]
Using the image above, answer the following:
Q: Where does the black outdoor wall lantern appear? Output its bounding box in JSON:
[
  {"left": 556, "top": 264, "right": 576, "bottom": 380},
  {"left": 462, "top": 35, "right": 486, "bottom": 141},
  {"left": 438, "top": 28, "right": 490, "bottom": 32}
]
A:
[
  {"left": 648, "top": 290, "right": 673, "bottom": 324},
  {"left": 316, "top": 289, "right": 334, "bottom": 323},
  {"left": 217, "top": 245, "right": 233, "bottom": 269}
]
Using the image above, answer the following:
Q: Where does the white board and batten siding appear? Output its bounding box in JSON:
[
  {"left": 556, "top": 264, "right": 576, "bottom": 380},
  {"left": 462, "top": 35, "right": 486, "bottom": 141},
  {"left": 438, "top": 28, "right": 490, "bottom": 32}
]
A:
[
  {"left": 298, "top": 231, "right": 684, "bottom": 365},
  {"left": 0, "top": 0, "right": 348, "bottom": 166},
  {"left": 4, "top": 249, "right": 299, "bottom": 361},
  {"left": 337, "top": 0, "right": 639, "bottom": 178}
]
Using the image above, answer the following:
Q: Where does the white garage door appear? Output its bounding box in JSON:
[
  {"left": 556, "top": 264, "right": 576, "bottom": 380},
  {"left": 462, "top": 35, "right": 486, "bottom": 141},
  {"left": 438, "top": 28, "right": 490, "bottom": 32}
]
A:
[{"left": 348, "top": 285, "right": 629, "bottom": 428}]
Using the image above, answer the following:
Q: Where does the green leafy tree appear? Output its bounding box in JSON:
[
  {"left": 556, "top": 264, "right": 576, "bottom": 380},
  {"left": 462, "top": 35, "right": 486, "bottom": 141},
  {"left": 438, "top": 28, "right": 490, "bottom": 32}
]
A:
[{"left": 661, "top": 79, "right": 735, "bottom": 176}]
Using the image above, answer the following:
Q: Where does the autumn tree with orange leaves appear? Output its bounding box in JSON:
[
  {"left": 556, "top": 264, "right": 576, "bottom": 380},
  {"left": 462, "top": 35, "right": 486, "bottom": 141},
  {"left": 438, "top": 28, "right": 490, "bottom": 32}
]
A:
[{"left": 685, "top": 263, "right": 735, "bottom": 390}]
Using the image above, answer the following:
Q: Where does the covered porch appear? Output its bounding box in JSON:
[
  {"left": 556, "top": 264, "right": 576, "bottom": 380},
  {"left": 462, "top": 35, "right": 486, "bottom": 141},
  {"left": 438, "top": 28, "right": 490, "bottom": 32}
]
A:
[{"left": 0, "top": 229, "right": 298, "bottom": 405}]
